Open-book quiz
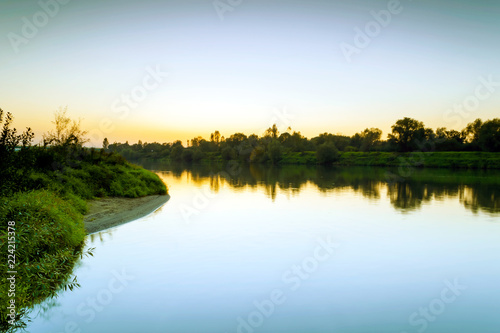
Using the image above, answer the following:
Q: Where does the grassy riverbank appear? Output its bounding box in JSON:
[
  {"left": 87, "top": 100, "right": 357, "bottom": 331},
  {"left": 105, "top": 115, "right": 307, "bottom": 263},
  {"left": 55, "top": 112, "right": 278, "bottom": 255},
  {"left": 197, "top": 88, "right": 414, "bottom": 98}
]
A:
[
  {"left": 0, "top": 146, "right": 167, "bottom": 331},
  {"left": 335, "top": 151, "right": 500, "bottom": 169},
  {"left": 129, "top": 151, "right": 500, "bottom": 169}
]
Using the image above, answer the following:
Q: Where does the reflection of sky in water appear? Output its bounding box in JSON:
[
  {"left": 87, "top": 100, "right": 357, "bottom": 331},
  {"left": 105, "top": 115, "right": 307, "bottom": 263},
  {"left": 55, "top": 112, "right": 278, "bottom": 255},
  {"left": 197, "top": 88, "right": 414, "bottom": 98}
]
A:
[{"left": 26, "top": 167, "right": 500, "bottom": 333}]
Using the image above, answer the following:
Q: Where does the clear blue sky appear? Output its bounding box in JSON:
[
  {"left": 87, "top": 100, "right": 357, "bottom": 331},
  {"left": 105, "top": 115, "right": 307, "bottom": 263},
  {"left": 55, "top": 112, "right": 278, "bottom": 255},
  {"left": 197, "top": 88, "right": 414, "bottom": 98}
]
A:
[{"left": 1, "top": 0, "right": 499, "bottom": 146}]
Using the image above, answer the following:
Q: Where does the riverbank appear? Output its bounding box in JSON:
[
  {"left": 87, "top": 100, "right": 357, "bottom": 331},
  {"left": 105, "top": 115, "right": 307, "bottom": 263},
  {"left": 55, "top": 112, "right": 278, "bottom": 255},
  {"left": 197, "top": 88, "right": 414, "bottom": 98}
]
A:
[
  {"left": 336, "top": 151, "right": 500, "bottom": 169},
  {"left": 128, "top": 151, "right": 500, "bottom": 169},
  {"left": 84, "top": 194, "right": 170, "bottom": 234}
]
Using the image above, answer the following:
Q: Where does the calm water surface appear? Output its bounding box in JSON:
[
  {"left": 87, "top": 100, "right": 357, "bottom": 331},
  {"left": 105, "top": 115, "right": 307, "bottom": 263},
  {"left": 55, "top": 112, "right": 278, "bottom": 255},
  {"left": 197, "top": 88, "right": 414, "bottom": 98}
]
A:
[{"left": 25, "top": 165, "right": 500, "bottom": 333}]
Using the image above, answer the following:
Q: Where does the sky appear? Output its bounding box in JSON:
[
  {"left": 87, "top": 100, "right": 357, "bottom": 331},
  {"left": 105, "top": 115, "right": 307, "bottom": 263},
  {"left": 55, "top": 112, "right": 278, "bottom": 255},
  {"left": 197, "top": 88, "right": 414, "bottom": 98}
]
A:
[{"left": 1, "top": 0, "right": 499, "bottom": 146}]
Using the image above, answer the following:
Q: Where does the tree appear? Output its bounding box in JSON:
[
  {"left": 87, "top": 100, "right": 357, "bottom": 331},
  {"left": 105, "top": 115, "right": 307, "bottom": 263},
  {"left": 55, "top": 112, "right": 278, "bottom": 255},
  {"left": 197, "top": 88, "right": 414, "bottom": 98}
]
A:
[
  {"left": 354, "top": 128, "right": 382, "bottom": 151},
  {"left": 435, "top": 127, "right": 464, "bottom": 151},
  {"left": 103, "top": 138, "right": 109, "bottom": 150},
  {"left": 0, "top": 109, "right": 34, "bottom": 158},
  {"left": 43, "top": 107, "right": 88, "bottom": 147},
  {"left": 171, "top": 145, "right": 183, "bottom": 161},
  {"left": 316, "top": 142, "right": 339, "bottom": 164},
  {"left": 267, "top": 140, "right": 282, "bottom": 164},
  {"left": 210, "top": 130, "right": 221, "bottom": 144},
  {"left": 0, "top": 109, "right": 34, "bottom": 195},
  {"left": 221, "top": 146, "right": 236, "bottom": 160},
  {"left": 190, "top": 136, "right": 203, "bottom": 147},
  {"left": 388, "top": 117, "right": 425, "bottom": 152},
  {"left": 462, "top": 119, "right": 483, "bottom": 144},
  {"left": 478, "top": 118, "right": 500, "bottom": 152},
  {"left": 264, "top": 124, "right": 279, "bottom": 139}
]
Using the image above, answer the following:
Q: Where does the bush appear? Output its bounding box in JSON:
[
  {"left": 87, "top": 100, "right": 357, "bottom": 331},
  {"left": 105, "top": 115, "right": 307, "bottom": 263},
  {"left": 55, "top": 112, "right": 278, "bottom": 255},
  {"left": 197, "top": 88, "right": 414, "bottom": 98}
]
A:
[{"left": 316, "top": 142, "right": 340, "bottom": 164}]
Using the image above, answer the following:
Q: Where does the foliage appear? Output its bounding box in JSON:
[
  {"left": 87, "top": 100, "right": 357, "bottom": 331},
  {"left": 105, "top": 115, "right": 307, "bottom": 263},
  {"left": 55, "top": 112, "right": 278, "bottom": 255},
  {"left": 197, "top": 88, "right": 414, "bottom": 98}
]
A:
[
  {"left": 0, "top": 109, "right": 35, "bottom": 196},
  {"left": 316, "top": 142, "right": 340, "bottom": 164},
  {"left": 267, "top": 140, "right": 283, "bottom": 164},
  {"left": 0, "top": 190, "right": 88, "bottom": 331},
  {"left": 0, "top": 108, "right": 168, "bottom": 331},
  {"left": 105, "top": 117, "right": 500, "bottom": 167},
  {"left": 42, "top": 107, "right": 88, "bottom": 147},
  {"left": 338, "top": 151, "right": 500, "bottom": 169},
  {"left": 478, "top": 118, "right": 500, "bottom": 152},
  {"left": 24, "top": 146, "right": 167, "bottom": 199},
  {"left": 388, "top": 117, "right": 427, "bottom": 152}
]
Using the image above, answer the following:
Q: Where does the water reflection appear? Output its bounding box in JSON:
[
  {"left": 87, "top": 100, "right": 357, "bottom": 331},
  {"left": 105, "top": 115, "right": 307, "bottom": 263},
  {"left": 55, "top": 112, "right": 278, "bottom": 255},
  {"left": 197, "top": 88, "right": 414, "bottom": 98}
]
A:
[
  {"left": 143, "top": 162, "right": 500, "bottom": 215},
  {"left": 88, "top": 228, "right": 115, "bottom": 244}
]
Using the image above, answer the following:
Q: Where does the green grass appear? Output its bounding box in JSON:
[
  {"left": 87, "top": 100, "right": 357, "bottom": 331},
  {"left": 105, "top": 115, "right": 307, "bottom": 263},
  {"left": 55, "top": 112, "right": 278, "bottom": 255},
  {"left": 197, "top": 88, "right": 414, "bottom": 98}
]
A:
[
  {"left": 27, "top": 148, "right": 167, "bottom": 200},
  {"left": 126, "top": 151, "right": 500, "bottom": 170},
  {"left": 280, "top": 151, "right": 317, "bottom": 164},
  {"left": 0, "top": 190, "right": 87, "bottom": 331},
  {"left": 0, "top": 147, "right": 168, "bottom": 331},
  {"left": 337, "top": 151, "right": 500, "bottom": 169}
]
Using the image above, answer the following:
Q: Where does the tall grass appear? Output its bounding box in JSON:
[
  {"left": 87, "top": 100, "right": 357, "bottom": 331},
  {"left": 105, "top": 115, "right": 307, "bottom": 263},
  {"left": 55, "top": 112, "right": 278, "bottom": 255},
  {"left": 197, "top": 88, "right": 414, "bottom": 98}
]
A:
[
  {"left": 0, "top": 191, "right": 88, "bottom": 331},
  {"left": 0, "top": 147, "right": 168, "bottom": 330}
]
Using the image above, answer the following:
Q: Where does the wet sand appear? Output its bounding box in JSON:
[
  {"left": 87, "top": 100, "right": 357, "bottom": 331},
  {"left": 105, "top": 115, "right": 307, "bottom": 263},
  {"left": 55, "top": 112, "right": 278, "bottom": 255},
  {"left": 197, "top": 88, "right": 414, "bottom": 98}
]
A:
[{"left": 83, "top": 194, "right": 170, "bottom": 234}]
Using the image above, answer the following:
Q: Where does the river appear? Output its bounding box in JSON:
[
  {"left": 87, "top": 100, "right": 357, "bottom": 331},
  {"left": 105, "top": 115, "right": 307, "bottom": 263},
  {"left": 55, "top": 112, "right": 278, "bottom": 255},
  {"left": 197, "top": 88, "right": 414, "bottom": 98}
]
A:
[{"left": 24, "top": 165, "right": 500, "bottom": 333}]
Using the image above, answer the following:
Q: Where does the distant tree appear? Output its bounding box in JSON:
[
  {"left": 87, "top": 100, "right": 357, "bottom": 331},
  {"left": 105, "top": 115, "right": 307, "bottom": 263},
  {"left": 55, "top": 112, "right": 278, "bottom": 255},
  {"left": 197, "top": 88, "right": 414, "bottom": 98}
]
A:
[
  {"left": 312, "top": 133, "right": 350, "bottom": 151},
  {"left": 478, "top": 118, "right": 500, "bottom": 152},
  {"left": 171, "top": 145, "right": 183, "bottom": 161},
  {"left": 236, "top": 140, "right": 255, "bottom": 162},
  {"left": 353, "top": 128, "right": 382, "bottom": 151},
  {"left": 462, "top": 119, "right": 483, "bottom": 144},
  {"left": 221, "top": 146, "right": 236, "bottom": 160},
  {"left": 388, "top": 117, "right": 425, "bottom": 152},
  {"left": 210, "top": 130, "right": 221, "bottom": 144},
  {"left": 103, "top": 138, "right": 109, "bottom": 150},
  {"left": 267, "top": 140, "right": 283, "bottom": 164},
  {"left": 264, "top": 124, "right": 279, "bottom": 139},
  {"left": 190, "top": 136, "right": 203, "bottom": 147},
  {"left": 172, "top": 140, "right": 183, "bottom": 147},
  {"left": 278, "top": 132, "right": 291, "bottom": 143},
  {"left": 43, "top": 107, "right": 88, "bottom": 147},
  {"left": 0, "top": 108, "right": 34, "bottom": 195},
  {"left": 435, "top": 127, "right": 464, "bottom": 151},
  {"left": 316, "top": 142, "right": 339, "bottom": 164},
  {"left": 192, "top": 148, "right": 205, "bottom": 162},
  {"left": 0, "top": 109, "right": 33, "bottom": 153},
  {"left": 250, "top": 145, "right": 267, "bottom": 163},
  {"left": 288, "top": 131, "right": 307, "bottom": 152},
  {"left": 226, "top": 133, "right": 247, "bottom": 148},
  {"left": 182, "top": 148, "right": 193, "bottom": 162}
]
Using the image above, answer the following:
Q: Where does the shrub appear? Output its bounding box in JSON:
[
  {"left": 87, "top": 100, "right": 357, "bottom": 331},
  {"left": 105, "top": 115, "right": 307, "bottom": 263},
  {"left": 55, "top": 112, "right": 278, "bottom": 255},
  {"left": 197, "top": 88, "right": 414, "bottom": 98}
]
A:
[{"left": 316, "top": 142, "right": 340, "bottom": 164}]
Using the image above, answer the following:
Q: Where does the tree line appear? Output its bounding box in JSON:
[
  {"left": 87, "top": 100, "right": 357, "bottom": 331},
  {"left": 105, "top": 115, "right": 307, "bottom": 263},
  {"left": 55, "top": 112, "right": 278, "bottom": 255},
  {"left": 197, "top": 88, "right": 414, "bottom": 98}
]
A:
[{"left": 106, "top": 117, "right": 500, "bottom": 164}]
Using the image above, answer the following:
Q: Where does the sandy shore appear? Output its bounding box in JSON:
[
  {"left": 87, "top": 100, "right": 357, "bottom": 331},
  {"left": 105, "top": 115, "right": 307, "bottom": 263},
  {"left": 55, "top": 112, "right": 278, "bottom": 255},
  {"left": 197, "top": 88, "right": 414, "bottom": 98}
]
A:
[{"left": 83, "top": 194, "right": 170, "bottom": 234}]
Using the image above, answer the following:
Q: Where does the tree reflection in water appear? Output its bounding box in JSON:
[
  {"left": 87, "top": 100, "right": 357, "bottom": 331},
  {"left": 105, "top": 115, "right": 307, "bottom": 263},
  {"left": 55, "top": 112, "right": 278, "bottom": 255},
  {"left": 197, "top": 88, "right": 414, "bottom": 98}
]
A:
[{"left": 147, "top": 161, "right": 500, "bottom": 216}]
